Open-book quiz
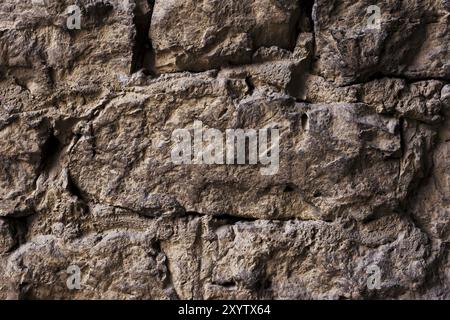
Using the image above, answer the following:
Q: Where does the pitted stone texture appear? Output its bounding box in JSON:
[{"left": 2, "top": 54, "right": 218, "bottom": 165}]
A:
[
  {"left": 0, "top": 0, "right": 448, "bottom": 301},
  {"left": 0, "top": 0, "right": 134, "bottom": 98},
  {"left": 301, "top": 76, "right": 445, "bottom": 124},
  {"left": 67, "top": 73, "right": 431, "bottom": 221},
  {"left": 3, "top": 215, "right": 432, "bottom": 299},
  {"left": 5, "top": 231, "right": 178, "bottom": 299},
  {"left": 314, "top": 0, "right": 450, "bottom": 85},
  {"left": 0, "top": 115, "right": 50, "bottom": 217},
  {"left": 0, "top": 219, "right": 15, "bottom": 254},
  {"left": 150, "top": 0, "right": 301, "bottom": 73}
]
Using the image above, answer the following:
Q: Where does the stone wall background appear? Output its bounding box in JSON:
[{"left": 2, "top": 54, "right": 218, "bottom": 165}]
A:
[{"left": 0, "top": 0, "right": 448, "bottom": 299}]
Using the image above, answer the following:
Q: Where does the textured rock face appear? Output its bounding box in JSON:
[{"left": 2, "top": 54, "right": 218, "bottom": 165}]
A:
[
  {"left": 314, "top": 0, "right": 450, "bottom": 85},
  {"left": 150, "top": 0, "right": 301, "bottom": 72},
  {"left": 0, "top": 0, "right": 449, "bottom": 299}
]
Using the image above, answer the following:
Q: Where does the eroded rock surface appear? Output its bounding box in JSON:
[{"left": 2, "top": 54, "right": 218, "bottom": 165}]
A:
[
  {"left": 0, "top": 0, "right": 448, "bottom": 299},
  {"left": 314, "top": 0, "right": 449, "bottom": 85},
  {"left": 150, "top": 0, "right": 302, "bottom": 73}
]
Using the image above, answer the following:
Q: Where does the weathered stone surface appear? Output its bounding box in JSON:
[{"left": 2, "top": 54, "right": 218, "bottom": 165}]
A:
[
  {"left": 0, "top": 0, "right": 448, "bottom": 300},
  {"left": 314, "top": 0, "right": 450, "bottom": 85},
  {"left": 0, "top": 114, "right": 50, "bottom": 216},
  {"left": 150, "top": 0, "right": 302, "bottom": 73},
  {"left": 301, "top": 76, "right": 445, "bottom": 123},
  {"left": 2, "top": 213, "right": 435, "bottom": 299},
  {"left": 5, "top": 229, "right": 180, "bottom": 299},
  {"left": 0, "top": 0, "right": 134, "bottom": 98},
  {"left": 0, "top": 219, "right": 15, "bottom": 254},
  {"left": 65, "top": 73, "right": 427, "bottom": 221}
]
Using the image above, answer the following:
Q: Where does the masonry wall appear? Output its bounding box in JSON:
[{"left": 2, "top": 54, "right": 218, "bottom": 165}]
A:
[{"left": 0, "top": 0, "right": 449, "bottom": 299}]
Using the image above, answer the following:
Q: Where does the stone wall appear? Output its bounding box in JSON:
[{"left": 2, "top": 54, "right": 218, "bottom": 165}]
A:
[{"left": 0, "top": 0, "right": 448, "bottom": 299}]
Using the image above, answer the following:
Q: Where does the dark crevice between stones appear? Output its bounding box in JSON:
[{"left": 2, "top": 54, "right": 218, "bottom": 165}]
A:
[
  {"left": 17, "top": 282, "right": 34, "bottom": 300},
  {"left": 290, "top": 0, "right": 317, "bottom": 94},
  {"left": 303, "top": 0, "right": 316, "bottom": 33},
  {"left": 245, "top": 76, "right": 255, "bottom": 95},
  {"left": 46, "top": 66, "right": 56, "bottom": 88},
  {"left": 184, "top": 211, "right": 204, "bottom": 219},
  {"left": 301, "top": 0, "right": 317, "bottom": 69},
  {"left": 301, "top": 113, "right": 309, "bottom": 131},
  {"left": 1, "top": 215, "right": 31, "bottom": 253},
  {"left": 350, "top": 71, "right": 389, "bottom": 88},
  {"left": 130, "top": 0, "right": 156, "bottom": 75},
  {"left": 211, "top": 280, "right": 237, "bottom": 289},
  {"left": 186, "top": 210, "right": 319, "bottom": 223},
  {"left": 255, "top": 270, "right": 273, "bottom": 299},
  {"left": 213, "top": 213, "right": 259, "bottom": 224},
  {"left": 39, "top": 129, "right": 63, "bottom": 174},
  {"left": 66, "top": 171, "right": 85, "bottom": 202},
  {"left": 283, "top": 183, "right": 296, "bottom": 193},
  {"left": 292, "top": 0, "right": 314, "bottom": 47},
  {"left": 0, "top": 65, "right": 6, "bottom": 80}
]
